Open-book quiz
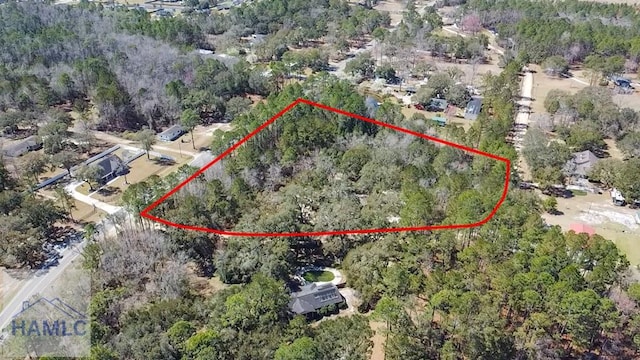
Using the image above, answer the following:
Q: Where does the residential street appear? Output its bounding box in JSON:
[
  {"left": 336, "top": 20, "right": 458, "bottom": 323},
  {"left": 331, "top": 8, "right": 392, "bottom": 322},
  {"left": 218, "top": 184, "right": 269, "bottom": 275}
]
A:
[
  {"left": 1, "top": 142, "right": 213, "bottom": 344},
  {"left": 0, "top": 240, "right": 88, "bottom": 337}
]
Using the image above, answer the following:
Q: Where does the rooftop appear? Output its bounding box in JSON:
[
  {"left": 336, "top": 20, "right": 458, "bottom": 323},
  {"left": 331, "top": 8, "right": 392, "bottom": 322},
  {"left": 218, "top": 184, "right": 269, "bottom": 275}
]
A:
[
  {"left": 94, "top": 154, "right": 125, "bottom": 178},
  {"left": 2, "top": 135, "right": 41, "bottom": 157},
  {"left": 158, "top": 124, "right": 184, "bottom": 137},
  {"left": 465, "top": 97, "right": 483, "bottom": 115},
  {"left": 288, "top": 283, "right": 343, "bottom": 315},
  {"left": 573, "top": 150, "right": 598, "bottom": 165}
]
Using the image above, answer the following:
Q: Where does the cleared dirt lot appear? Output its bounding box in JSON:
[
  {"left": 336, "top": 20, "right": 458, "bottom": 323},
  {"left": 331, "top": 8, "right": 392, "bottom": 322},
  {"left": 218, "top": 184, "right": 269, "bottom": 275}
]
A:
[{"left": 542, "top": 192, "right": 640, "bottom": 265}]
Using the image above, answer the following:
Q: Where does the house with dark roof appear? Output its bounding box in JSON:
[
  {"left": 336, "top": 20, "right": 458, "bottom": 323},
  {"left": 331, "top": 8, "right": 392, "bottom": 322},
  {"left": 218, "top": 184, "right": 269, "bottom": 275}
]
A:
[
  {"left": 427, "top": 98, "right": 448, "bottom": 112},
  {"left": 2, "top": 136, "right": 42, "bottom": 157},
  {"left": 567, "top": 150, "right": 600, "bottom": 178},
  {"left": 94, "top": 155, "right": 127, "bottom": 184},
  {"left": 288, "top": 283, "right": 344, "bottom": 316},
  {"left": 157, "top": 125, "right": 184, "bottom": 142},
  {"left": 464, "top": 97, "right": 482, "bottom": 120}
]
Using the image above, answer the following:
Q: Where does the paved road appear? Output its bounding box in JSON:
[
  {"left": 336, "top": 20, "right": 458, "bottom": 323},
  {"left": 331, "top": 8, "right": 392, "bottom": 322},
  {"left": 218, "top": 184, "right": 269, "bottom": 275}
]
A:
[
  {"left": 0, "top": 240, "right": 89, "bottom": 335},
  {"left": 516, "top": 72, "right": 534, "bottom": 127},
  {"left": 1, "top": 136, "right": 215, "bottom": 341}
]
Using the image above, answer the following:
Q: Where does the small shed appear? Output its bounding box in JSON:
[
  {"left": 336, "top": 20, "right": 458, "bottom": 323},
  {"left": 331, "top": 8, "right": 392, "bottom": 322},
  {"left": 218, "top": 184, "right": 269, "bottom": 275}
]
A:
[
  {"left": 432, "top": 116, "right": 447, "bottom": 126},
  {"left": 464, "top": 97, "right": 483, "bottom": 120},
  {"left": 428, "top": 98, "right": 448, "bottom": 112},
  {"left": 157, "top": 125, "right": 184, "bottom": 142}
]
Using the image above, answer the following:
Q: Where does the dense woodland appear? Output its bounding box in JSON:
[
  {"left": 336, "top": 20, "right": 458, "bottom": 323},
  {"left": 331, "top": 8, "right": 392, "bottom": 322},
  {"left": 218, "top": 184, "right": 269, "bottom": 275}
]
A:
[
  {"left": 465, "top": 0, "right": 640, "bottom": 64},
  {"left": 109, "top": 60, "right": 640, "bottom": 359},
  {"left": 1, "top": 0, "right": 640, "bottom": 359},
  {"left": 0, "top": 0, "right": 390, "bottom": 133}
]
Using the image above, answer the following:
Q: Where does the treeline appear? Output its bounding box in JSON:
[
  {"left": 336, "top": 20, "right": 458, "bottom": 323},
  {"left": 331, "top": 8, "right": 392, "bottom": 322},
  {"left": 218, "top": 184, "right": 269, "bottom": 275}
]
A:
[
  {"left": 114, "top": 7, "right": 206, "bottom": 48},
  {"left": 0, "top": 2, "right": 274, "bottom": 132},
  {"left": 0, "top": 0, "right": 393, "bottom": 134},
  {"left": 228, "top": 0, "right": 390, "bottom": 41},
  {"left": 129, "top": 75, "right": 509, "bottom": 280},
  {"left": 84, "top": 228, "right": 374, "bottom": 360},
  {"left": 466, "top": 0, "right": 640, "bottom": 64}
]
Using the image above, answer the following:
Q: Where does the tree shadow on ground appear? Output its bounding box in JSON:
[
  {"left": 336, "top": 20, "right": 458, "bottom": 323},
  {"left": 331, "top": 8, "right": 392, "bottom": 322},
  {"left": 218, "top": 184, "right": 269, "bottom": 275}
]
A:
[
  {"left": 152, "top": 157, "right": 176, "bottom": 166},
  {"left": 97, "top": 186, "right": 120, "bottom": 197}
]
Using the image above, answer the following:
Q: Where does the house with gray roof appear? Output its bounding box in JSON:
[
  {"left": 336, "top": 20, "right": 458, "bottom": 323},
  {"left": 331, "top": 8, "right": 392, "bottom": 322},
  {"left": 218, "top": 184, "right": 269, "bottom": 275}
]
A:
[
  {"left": 464, "top": 97, "right": 482, "bottom": 120},
  {"left": 288, "top": 283, "right": 344, "bottom": 316},
  {"left": 158, "top": 125, "right": 184, "bottom": 142},
  {"left": 567, "top": 150, "right": 600, "bottom": 178},
  {"left": 2, "top": 136, "right": 42, "bottom": 157},
  {"left": 94, "top": 155, "right": 127, "bottom": 184}
]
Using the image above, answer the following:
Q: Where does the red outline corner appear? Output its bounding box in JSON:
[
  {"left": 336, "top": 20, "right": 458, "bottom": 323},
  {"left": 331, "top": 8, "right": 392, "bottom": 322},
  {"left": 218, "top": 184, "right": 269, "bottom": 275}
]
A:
[{"left": 140, "top": 98, "right": 511, "bottom": 236}]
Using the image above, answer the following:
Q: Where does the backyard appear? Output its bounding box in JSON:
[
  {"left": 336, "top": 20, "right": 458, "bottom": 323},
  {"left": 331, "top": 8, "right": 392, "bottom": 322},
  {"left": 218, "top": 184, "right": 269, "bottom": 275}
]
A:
[{"left": 303, "top": 270, "right": 335, "bottom": 283}]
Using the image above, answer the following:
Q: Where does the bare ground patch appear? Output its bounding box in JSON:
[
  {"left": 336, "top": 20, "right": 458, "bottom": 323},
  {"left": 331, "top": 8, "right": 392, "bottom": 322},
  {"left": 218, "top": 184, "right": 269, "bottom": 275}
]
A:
[
  {"left": 370, "top": 321, "right": 386, "bottom": 360},
  {"left": 542, "top": 192, "right": 640, "bottom": 265}
]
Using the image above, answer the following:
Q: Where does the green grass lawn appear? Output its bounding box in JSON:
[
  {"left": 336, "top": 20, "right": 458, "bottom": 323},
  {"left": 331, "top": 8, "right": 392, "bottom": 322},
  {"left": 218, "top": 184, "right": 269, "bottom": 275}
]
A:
[
  {"left": 303, "top": 270, "right": 335, "bottom": 282},
  {"left": 570, "top": 189, "right": 588, "bottom": 196}
]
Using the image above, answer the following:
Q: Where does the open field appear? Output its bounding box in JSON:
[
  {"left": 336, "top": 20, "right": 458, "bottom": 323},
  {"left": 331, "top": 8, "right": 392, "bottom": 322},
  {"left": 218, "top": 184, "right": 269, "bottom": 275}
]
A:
[
  {"left": 542, "top": 192, "right": 640, "bottom": 265},
  {"left": 37, "top": 187, "right": 107, "bottom": 224},
  {"left": 529, "top": 65, "right": 587, "bottom": 114},
  {"left": 303, "top": 270, "right": 335, "bottom": 282},
  {"left": 433, "top": 61, "right": 502, "bottom": 88},
  {"left": 371, "top": 0, "right": 405, "bottom": 26},
  {"left": 612, "top": 91, "right": 640, "bottom": 111},
  {"left": 167, "top": 123, "right": 232, "bottom": 152}
]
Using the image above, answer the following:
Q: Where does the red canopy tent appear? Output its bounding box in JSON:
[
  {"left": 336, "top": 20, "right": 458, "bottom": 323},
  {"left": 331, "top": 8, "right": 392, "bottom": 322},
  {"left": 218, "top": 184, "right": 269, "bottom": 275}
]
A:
[{"left": 570, "top": 223, "right": 596, "bottom": 235}]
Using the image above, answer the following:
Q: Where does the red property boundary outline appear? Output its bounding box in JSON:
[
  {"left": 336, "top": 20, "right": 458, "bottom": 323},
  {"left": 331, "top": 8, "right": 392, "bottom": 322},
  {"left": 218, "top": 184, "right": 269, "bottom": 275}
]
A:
[{"left": 140, "top": 98, "right": 511, "bottom": 236}]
